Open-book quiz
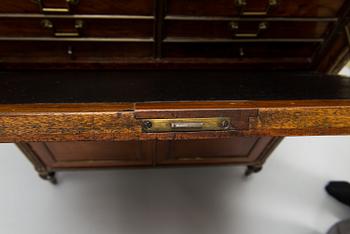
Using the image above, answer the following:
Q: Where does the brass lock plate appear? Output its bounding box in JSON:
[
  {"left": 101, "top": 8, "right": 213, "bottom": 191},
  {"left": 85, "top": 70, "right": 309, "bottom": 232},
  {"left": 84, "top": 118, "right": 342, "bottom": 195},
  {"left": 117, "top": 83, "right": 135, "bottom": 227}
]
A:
[{"left": 141, "top": 117, "right": 231, "bottom": 133}]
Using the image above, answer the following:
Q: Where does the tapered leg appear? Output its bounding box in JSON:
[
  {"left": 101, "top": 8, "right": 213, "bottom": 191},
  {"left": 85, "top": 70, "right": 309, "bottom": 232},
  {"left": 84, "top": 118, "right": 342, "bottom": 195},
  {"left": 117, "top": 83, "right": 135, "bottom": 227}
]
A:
[
  {"left": 244, "top": 137, "right": 283, "bottom": 177},
  {"left": 16, "top": 143, "right": 58, "bottom": 185}
]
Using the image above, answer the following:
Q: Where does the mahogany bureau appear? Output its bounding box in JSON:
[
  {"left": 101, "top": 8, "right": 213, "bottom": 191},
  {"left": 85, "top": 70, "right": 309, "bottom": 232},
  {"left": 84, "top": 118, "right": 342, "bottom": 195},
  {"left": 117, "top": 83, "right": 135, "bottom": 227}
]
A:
[{"left": 0, "top": 0, "right": 350, "bottom": 184}]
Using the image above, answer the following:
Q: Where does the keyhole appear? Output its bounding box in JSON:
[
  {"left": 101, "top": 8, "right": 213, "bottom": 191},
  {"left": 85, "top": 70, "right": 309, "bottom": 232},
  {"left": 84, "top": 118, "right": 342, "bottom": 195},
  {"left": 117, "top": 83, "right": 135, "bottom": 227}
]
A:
[
  {"left": 67, "top": 46, "right": 74, "bottom": 59},
  {"left": 239, "top": 48, "right": 245, "bottom": 57}
]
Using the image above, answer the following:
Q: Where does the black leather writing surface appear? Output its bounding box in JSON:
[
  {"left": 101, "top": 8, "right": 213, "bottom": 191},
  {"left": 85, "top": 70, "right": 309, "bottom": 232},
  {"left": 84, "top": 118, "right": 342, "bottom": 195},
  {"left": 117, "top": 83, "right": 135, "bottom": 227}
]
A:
[{"left": 0, "top": 71, "right": 349, "bottom": 104}]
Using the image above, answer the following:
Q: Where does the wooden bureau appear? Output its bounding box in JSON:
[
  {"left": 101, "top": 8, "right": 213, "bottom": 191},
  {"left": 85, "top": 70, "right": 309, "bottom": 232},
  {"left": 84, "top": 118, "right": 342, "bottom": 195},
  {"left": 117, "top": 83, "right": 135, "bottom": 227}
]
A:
[{"left": 0, "top": 0, "right": 350, "bottom": 183}]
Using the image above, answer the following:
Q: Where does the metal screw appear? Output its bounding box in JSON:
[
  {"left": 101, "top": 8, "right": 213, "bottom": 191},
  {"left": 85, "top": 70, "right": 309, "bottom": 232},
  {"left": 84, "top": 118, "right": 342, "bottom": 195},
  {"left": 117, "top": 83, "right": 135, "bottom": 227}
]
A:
[
  {"left": 67, "top": 46, "right": 73, "bottom": 55},
  {"left": 239, "top": 48, "right": 245, "bottom": 57},
  {"left": 143, "top": 121, "right": 153, "bottom": 129},
  {"left": 221, "top": 120, "right": 230, "bottom": 129}
]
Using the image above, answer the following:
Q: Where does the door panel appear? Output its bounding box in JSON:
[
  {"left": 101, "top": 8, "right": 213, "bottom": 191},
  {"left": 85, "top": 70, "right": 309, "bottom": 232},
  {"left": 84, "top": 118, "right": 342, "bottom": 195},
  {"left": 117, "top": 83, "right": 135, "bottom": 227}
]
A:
[
  {"left": 29, "top": 141, "right": 155, "bottom": 168},
  {"left": 156, "top": 137, "right": 275, "bottom": 165}
]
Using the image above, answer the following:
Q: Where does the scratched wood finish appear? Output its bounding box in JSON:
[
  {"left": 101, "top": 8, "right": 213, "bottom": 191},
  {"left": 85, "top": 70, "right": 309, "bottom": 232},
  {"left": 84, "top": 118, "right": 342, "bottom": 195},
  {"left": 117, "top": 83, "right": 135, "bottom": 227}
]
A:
[
  {"left": 254, "top": 106, "right": 350, "bottom": 135},
  {"left": 0, "top": 110, "right": 140, "bottom": 142},
  {"left": 1, "top": 100, "right": 350, "bottom": 142},
  {"left": 140, "top": 101, "right": 350, "bottom": 137}
]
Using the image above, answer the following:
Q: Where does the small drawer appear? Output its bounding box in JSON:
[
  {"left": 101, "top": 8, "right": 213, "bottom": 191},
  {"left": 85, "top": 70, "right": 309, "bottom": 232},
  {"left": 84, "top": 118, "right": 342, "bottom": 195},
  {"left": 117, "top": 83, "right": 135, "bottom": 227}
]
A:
[
  {"left": 0, "top": 18, "right": 153, "bottom": 38},
  {"left": 0, "top": 41, "right": 154, "bottom": 62},
  {"left": 166, "top": 0, "right": 345, "bottom": 17},
  {"left": 0, "top": 0, "right": 154, "bottom": 15},
  {"left": 165, "top": 20, "right": 333, "bottom": 39},
  {"left": 163, "top": 42, "right": 319, "bottom": 58}
]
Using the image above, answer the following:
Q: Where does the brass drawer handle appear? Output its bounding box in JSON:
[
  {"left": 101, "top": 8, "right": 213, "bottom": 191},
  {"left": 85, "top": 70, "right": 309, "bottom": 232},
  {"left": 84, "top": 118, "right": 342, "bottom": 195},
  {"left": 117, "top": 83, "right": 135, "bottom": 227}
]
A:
[
  {"left": 171, "top": 122, "right": 204, "bottom": 130},
  {"left": 230, "top": 21, "right": 268, "bottom": 37},
  {"left": 141, "top": 118, "right": 231, "bottom": 133},
  {"left": 235, "top": 0, "right": 279, "bottom": 16},
  {"left": 41, "top": 19, "right": 84, "bottom": 37},
  {"left": 35, "top": 0, "right": 79, "bottom": 13}
]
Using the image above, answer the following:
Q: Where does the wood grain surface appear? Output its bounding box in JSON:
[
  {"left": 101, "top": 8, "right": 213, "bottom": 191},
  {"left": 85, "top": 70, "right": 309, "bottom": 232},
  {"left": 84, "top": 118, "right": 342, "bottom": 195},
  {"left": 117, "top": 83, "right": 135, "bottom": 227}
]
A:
[{"left": 0, "top": 100, "right": 350, "bottom": 142}]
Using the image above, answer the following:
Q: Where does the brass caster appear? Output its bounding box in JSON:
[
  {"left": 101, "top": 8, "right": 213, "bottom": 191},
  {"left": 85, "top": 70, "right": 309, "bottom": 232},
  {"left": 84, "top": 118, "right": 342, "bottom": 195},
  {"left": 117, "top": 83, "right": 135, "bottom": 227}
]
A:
[
  {"left": 244, "top": 166, "right": 262, "bottom": 177},
  {"left": 39, "top": 171, "right": 57, "bottom": 185}
]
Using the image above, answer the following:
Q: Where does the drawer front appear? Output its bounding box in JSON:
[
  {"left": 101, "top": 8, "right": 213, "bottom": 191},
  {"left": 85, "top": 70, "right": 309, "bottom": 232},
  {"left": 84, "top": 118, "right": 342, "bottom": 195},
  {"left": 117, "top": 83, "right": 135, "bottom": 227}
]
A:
[
  {"left": 29, "top": 141, "right": 155, "bottom": 168},
  {"left": 163, "top": 42, "right": 319, "bottom": 58},
  {"left": 0, "top": 18, "right": 153, "bottom": 38},
  {"left": 0, "top": 41, "right": 154, "bottom": 62},
  {"left": 166, "top": 0, "right": 345, "bottom": 17},
  {"left": 156, "top": 137, "right": 274, "bottom": 165},
  {"left": 165, "top": 20, "right": 332, "bottom": 39},
  {"left": 0, "top": 0, "right": 154, "bottom": 15}
]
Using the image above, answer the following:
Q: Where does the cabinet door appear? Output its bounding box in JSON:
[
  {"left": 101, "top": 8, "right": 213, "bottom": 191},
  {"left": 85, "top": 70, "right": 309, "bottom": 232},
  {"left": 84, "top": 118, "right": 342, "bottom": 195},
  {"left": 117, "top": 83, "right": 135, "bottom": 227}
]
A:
[
  {"left": 28, "top": 141, "right": 155, "bottom": 169},
  {"left": 156, "top": 137, "right": 275, "bottom": 165}
]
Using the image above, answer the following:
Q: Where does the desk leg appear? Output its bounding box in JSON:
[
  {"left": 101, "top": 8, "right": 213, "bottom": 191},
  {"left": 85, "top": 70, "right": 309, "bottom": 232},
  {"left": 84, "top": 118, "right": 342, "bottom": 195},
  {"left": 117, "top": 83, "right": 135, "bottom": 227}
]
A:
[
  {"left": 244, "top": 137, "right": 283, "bottom": 176},
  {"left": 16, "top": 143, "right": 57, "bottom": 185}
]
